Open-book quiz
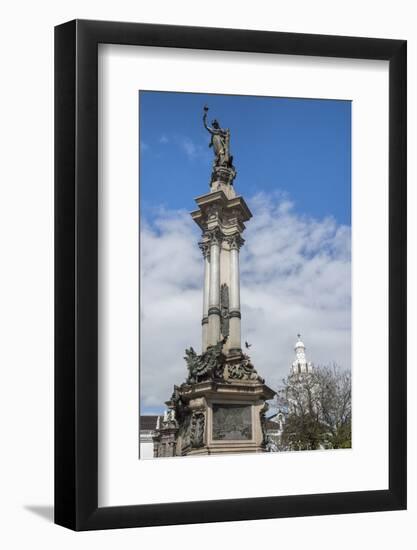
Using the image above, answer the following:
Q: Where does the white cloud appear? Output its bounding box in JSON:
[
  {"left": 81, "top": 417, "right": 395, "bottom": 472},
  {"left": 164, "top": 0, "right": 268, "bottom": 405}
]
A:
[
  {"left": 177, "top": 136, "right": 210, "bottom": 161},
  {"left": 146, "top": 133, "right": 210, "bottom": 162},
  {"left": 140, "top": 193, "right": 351, "bottom": 412},
  {"left": 181, "top": 137, "right": 197, "bottom": 158}
]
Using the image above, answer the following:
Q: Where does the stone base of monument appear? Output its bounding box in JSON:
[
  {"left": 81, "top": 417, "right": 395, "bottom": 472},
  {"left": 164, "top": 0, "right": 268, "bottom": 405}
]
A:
[
  {"left": 170, "top": 379, "right": 275, "bottom": 456},
  {"left": 154, "top": 340, "right": 277, "bottom": 457}
]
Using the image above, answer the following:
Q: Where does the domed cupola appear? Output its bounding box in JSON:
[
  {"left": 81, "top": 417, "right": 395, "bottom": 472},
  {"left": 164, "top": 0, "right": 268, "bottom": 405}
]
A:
[{"left": 291, "top": 334, "right": 313, "bottom": 375}]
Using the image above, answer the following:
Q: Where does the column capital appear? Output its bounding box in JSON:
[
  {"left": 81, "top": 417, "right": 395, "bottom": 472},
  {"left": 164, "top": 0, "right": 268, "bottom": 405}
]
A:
[
  {"left": 198, "top": 241, "right": 210, "bottom": 258},
  {"left": 226, "top": 233, "right": 245, "bottom": 250},
  {"left": 205, "top": 228, "right": 223, "bottom": 246}
]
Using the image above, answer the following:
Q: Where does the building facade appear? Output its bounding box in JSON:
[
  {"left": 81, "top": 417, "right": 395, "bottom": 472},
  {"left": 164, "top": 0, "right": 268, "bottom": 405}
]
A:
[{"left": 139, "top": 415, "right": 161, "bottom": 459}]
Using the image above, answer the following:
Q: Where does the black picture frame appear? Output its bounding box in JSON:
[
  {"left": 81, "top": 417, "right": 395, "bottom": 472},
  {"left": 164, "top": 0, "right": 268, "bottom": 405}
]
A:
[{"left": 55, "top": 19, "right": 407, "bottom": 531}]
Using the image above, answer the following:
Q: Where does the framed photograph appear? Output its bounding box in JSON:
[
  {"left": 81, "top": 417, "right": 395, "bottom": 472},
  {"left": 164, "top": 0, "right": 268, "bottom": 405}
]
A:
[{"left": 55, "top": 20, "right": 406, "bottom": 530}]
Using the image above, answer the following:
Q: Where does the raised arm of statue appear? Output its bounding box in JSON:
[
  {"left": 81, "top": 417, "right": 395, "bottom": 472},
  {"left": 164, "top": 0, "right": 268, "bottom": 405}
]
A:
[{"left": 203, "top": 109, "right": 215, "bottom": 135}]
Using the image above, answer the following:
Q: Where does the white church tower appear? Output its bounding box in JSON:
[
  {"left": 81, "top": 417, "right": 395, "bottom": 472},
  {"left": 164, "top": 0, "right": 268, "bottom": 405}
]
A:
[{"left": 291, "top": 334, "right": 313, "bottom": 375}]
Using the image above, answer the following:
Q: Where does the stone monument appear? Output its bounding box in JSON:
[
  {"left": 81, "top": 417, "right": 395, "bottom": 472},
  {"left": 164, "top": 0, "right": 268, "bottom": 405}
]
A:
[{"left": 154, "top": 106, "right": 275, "bottom": 456}]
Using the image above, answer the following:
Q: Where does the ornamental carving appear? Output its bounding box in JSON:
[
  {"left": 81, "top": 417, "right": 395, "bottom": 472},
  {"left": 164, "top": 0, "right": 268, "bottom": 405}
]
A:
[
  {"left": 184, "top": 337, "right": 227, "bottom": 384},
  {"left": 205, "top": 228, "right": 223, "bottom": 246},
  {"left": 177, "top": 414, "right": 191, "bottom": 452},
  {"left": 222, "top": 209, "right": 241, "bottom": 227},
  {"left": 210, "top": 165, "right": 237, "bottom": 186},
  {"left": 212, "top": 404, "right": 252, "bottom": 441},
  {"left": 198, "top": 241, "right": 210, "bottom": 258},
  {"left": 170, "top": 385, "right": 190, "bottom": 424},
  {"left": 184, "top": 341, "right": 264, "bottom": 385},
  {"left": 162, "top": 408, "right": 178, "bottom": 429},
  {"left": 190, "top": 411, "right": 205, "bottom": 448},
  {"left": 224, "top": 354, "right": 264, "bottom": 383},
  {"left": 175, "top": 410, "right": 206, "bottom": 453},
  {"left": 226, "top": 233, "right": 244, "bottom": 250},
  {"left": 206, "top": 204, "right": 222, "bottom": 219}
]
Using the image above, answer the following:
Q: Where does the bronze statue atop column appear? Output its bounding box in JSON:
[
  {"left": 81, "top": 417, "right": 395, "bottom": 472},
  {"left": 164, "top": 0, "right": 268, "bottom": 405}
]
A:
[{"left": 203, "top": 105, "right": 236, "bottom": 185}]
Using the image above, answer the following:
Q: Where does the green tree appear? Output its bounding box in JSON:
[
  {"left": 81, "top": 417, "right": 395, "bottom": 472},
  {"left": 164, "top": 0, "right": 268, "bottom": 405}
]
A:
[{"left": 280, "top": 364, "right": 351, "bottom": 451}]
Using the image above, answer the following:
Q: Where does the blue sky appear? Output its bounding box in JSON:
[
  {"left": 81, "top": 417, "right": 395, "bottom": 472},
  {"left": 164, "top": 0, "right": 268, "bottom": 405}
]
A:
[
  {"left": 139, "top": 91, "right": 351, "bottom": 417},
  {"left": 139, "top": 91, "right": 351, "bottom": 225}
]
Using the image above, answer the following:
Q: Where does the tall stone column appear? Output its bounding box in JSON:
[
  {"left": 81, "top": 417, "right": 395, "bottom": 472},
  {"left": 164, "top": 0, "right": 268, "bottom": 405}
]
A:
[
  {"left": 158, "top": 107, "right": 276, "bottom": 458},
  {"left": 200, "top": 243, "right": 210, "bottom": 351},
  {"left": 207, "top": 231, "right": 221, "bottom": 347},
  {"left": 228, "top": 234, "right": 243, "bottom": 354}
]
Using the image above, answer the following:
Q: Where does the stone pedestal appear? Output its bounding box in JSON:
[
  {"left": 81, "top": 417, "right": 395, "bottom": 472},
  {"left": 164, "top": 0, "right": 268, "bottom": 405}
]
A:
[
  {"left": 163, "top": 339, "right": 275, "bottom": 456},
  {"left": 167, "top": 378, "right": 275, "bottom": 456}
]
